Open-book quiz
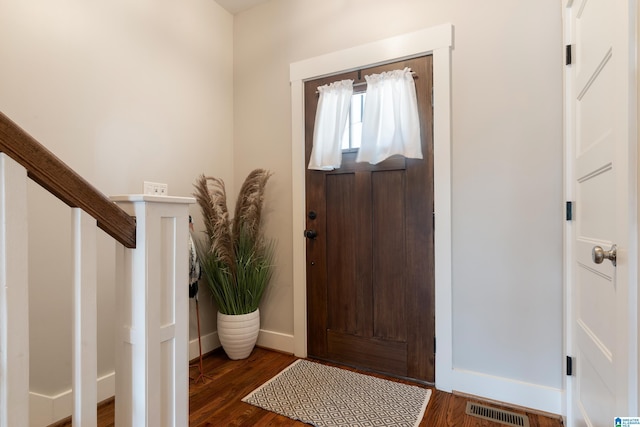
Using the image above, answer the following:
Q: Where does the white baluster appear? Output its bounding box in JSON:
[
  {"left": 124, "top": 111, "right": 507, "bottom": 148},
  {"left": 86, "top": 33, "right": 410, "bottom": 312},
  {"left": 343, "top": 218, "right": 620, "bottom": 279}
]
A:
[
  {"left": 0, "top": 153, "right": 29, "bottom": 427},
  {"left": 71, "top": 208, "right": 98, "bottom": 426},
  {"left": 112, "top": 195, "right": 193, "bottom": 427}
]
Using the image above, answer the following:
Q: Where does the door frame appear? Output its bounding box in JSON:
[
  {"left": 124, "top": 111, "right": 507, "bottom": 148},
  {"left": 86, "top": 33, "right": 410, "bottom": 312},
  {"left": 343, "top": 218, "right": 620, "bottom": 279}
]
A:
[
  {"left": 289, "top": 23, "right": 454, "bottom": 391},
  {"left": 562, "top": 0, "right": 639, "bottom": 423}
]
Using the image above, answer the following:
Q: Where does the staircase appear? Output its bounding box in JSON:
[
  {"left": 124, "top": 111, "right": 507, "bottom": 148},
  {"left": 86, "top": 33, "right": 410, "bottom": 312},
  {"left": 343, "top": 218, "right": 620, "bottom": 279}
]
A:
[{"left": 0, "top": 112, "right": 193, "bottom": 426}]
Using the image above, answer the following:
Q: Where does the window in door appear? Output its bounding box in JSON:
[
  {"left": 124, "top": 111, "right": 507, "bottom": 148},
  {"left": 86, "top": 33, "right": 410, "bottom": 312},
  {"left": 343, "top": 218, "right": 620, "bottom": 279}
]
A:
[{"left": 341, "top": 92, "right": 366, "bottom": 151}]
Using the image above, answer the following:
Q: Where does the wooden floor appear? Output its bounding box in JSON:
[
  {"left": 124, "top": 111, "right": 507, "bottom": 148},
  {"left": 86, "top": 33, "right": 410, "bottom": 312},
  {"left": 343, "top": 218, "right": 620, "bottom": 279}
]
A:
[{"left": 52, "top": 347, "right": 564, "bottom": 426}]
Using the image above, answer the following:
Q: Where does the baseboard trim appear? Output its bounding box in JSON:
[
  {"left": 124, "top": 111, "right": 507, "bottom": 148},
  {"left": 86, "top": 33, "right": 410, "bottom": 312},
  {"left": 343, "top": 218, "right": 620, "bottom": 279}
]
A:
[
  {"left": 29, "top": 372, "right": 115, "bottom": 427},
  {"left": 30, "top": 329, "right": 293, "bottom": 425},
  {"left": 257, "top": 329, "right": 295, "bottom": 354},
  {"left": 451, "top": 368, "right": 563, "bottom": 416},
  {"left": 189, "top": 330, "right": 221, "bottom": 361}
]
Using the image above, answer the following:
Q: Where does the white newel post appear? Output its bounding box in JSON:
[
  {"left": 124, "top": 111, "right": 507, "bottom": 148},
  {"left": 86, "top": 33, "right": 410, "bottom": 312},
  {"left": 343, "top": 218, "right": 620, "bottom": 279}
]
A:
[
  {"left": 0, "top": 154, "right": 29, "bottom": 427},
  {"left": 112, "top": 195, "right": 194, "bottom": 427}
]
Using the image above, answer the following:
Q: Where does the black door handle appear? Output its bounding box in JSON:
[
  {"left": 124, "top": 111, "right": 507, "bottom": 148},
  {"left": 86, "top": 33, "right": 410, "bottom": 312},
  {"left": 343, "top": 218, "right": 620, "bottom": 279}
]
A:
[{"left": 304, "top": 229, "right": 318, "bottom": 239}]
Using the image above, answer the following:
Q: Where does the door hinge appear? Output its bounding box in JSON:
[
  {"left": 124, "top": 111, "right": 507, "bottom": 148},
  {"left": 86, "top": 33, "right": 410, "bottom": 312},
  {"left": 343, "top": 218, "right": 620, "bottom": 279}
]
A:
[
  {"left": 434, "top": 337, "right": 436, "bottom": 353},
  {"left": 566, "top": 355, "right": 574, "bottom": 376},
  {"left": 566, "top": 45, "right": 573, "bottom": 66},
  {"left": 566, "top": 201, "right": 574, "bottom": 221},
  {"left": 431, "top": 87, "right": 434, "bottom": 107}
]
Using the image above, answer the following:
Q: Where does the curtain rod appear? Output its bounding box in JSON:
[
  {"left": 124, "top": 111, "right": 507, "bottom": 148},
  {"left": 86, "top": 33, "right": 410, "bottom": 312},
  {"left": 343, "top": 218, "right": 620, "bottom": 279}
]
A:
[{"left": 316, "top": 71, "right": 417, "bottom": 94}]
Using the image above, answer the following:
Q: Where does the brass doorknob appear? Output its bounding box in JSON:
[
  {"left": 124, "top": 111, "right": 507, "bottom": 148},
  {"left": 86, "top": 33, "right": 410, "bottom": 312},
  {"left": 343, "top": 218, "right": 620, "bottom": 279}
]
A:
[{"left": 592, "top": 244, "right": 617, "bottom": 266}]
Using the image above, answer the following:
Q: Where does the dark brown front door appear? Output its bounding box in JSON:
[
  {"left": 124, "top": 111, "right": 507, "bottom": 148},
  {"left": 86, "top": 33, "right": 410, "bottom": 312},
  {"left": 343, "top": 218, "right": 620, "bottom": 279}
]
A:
[{"left": 304, "top": 55, "right": 435, "bottom": 382}]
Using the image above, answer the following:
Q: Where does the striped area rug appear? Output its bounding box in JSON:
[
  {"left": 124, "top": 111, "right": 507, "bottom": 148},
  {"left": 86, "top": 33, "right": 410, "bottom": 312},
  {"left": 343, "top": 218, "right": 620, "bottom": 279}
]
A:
[{"left": 242, "top": 359, "right": 431, "bottom": 427}]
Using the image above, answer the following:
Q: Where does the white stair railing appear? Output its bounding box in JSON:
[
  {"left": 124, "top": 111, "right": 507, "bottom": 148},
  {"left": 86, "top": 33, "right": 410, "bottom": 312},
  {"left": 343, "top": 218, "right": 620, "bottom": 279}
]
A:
[{"left": 0, "top": 153, "right": 193, "bottom": 427}]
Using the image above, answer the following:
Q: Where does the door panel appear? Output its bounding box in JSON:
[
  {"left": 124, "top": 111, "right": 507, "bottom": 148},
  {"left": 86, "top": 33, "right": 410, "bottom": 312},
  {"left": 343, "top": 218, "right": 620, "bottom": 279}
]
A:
[
  {"left": 326, "top": 173, "right": 358, "bottom": 333},
  {"left": 326, "top": 330, "right": 407, "bottom": 375},
  {"left": 304, "top": 55, "right": 434, "bottom": 382},
  {"left": 372, "top": 170, "right": 406, "bottom": 341}
]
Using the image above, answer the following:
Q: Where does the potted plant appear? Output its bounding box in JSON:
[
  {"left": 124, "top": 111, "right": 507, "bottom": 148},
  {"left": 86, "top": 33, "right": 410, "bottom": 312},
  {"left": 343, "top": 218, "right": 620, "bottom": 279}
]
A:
[{"left": 192, "top": 169, "right": 275, "bottom": 360}]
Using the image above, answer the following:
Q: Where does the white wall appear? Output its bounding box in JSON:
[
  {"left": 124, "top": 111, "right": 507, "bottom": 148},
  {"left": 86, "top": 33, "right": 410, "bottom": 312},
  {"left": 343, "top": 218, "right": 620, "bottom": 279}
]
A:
[
  {"left": 0, "top": 0, "right": 233, "bottom": 415},
  {"left": 234, "top": 0, "right": 564, "bottom": 411}
]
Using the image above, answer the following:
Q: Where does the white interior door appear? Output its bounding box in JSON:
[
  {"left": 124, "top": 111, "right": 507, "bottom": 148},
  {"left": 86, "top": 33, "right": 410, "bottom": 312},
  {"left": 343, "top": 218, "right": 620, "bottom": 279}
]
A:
[{"left": 565, "top": 0, "right": 637, "bottom": 425}]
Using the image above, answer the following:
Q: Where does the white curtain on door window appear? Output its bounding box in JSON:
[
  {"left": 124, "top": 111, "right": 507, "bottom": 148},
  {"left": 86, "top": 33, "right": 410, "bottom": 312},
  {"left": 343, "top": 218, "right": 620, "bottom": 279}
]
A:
[
  {"left": 308, "top": 79, "right": 354, "bottom": 170},
  {"left": 357, "top": 68, "right": 422, "bottom": 164}
]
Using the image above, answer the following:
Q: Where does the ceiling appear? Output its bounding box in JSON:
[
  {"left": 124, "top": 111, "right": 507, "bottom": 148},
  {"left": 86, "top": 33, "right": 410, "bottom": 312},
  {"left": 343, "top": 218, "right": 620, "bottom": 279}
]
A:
[{"left": 215, "top": 0, "right": 269, "bottom": 14}]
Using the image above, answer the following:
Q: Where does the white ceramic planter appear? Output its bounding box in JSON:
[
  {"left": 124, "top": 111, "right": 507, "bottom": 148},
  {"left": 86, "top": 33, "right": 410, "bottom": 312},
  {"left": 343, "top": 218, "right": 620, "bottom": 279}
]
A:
[{"left": 217, "top": 309, "right": 260, "bottom": 360}]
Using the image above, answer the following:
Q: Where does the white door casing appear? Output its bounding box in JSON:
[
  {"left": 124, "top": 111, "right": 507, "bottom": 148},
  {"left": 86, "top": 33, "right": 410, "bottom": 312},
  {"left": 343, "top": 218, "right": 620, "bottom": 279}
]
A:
[{"left": 564, "top": 0, "right": 637, "bottom": 425}]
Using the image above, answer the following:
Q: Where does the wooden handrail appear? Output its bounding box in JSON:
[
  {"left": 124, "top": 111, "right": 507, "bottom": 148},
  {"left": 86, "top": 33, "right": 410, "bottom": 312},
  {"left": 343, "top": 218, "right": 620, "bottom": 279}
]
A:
[{"left": 0, "top": 112, "right": 136, "bottom": 248}]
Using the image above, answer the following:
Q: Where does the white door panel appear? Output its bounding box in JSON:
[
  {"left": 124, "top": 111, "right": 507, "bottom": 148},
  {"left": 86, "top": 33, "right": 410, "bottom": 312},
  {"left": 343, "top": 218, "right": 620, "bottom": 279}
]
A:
[
  {"left": 575, "top": 260, "right": 615, "bottom": 373},
  {"left": 576, "top": 341, "right": 615, "bottom": 427},
  {"left": 575, "top": 54, "right": 613, "bottom": 157},
  {"left": 574, "top": 0, "right": 613, "bottom": 91},
  {"left": 576, "top": 168, "right": 615, "bottom": 242}
]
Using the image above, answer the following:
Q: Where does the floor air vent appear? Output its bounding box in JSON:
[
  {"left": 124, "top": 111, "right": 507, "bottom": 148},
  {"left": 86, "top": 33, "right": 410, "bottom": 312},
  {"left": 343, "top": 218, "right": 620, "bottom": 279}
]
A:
[{"left": 465, "top": 402, "right": 530, "bottom": 427}]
